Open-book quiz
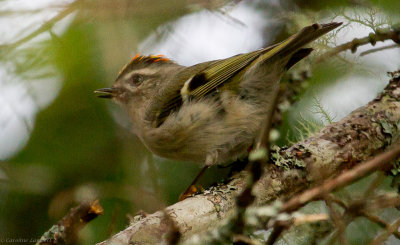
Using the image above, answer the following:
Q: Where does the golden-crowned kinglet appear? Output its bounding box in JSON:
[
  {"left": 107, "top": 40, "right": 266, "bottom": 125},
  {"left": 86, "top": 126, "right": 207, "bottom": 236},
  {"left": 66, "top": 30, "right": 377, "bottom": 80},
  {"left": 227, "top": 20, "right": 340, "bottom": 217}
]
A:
[{"left": 95, "top": 22, "right": 341, "bottom": 197}]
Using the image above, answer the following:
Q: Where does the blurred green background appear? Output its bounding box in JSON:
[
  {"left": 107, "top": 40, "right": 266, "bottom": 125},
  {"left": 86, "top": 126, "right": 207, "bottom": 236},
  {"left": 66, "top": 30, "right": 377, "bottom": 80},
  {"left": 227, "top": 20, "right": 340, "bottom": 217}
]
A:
[{"left": 0, "top": 0, "right": 399, "bottom": 244}]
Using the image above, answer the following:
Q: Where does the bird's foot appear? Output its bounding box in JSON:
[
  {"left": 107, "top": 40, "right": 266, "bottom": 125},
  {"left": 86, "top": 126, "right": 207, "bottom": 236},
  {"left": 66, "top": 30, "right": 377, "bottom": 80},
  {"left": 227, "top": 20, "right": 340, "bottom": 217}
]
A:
[{"left": 178, "top": 184, "right": 204, "bottom": 201}]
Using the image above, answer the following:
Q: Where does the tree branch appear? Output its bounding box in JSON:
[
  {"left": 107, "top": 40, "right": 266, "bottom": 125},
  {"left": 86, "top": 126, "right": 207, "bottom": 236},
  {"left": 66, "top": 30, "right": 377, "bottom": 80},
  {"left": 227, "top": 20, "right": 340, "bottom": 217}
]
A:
[
  {"left": 37, "top": 200, "right": 103, "bottom": 245},
  {"left": 317, "top": 26, "right": 400, "bottom": 62}
]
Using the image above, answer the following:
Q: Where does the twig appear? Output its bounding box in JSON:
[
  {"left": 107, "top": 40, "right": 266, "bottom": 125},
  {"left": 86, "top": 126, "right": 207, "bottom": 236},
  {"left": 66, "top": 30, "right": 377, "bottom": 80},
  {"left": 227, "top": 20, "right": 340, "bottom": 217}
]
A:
[
  {"left": 233, "top": 87, "right": 281, "bottom": 236},
  {"left": 360, "top": 194, "right": 400, "bottom": 211},
  {"left": 265, "top": 213, "right": 330, "bottom": 245},
  {"left": 321, "top": 194, "right": 400, "bottom": 245},
  {"left": 232, "top": 234, "right": 261, "bottom": 245},
  {"left": 370, "top": 217, "right": 400, "bottom": 245},
  {"left": 36, "top": 200, "right": 103, "bottom": 245},
  {"left": 0, "top": 1, "right": 79, "bottom": 50},
  {"left": 281, "top": 146, "right": 400, "bottom": 213},
  {"left": 266, "top": 225, "right": 286, "bottom": 245},
  {"left": 329, "top": 195, "right": 347, "bottom": 209},
  {"left": 260, "top": 85, "right": 296, "bottom": 245},
  {"left": 254, "top": 85, "right": 281, "bottom": 151},
  {"left": 293, "top": 214, "right": 329, "bottom": 225},
  {"left": 264, "top": 213, "right": 330, "bottom": 244},
  {"left": 288, "top": 178, "right": 400, "bottom": 244},
  {"left": 361, "top": 212, "right": 400, "bottom": 240},
  {"left": 324, "top": 195, "right": 348, "bottom": 245},
  {"left": 360, "top": 43, "right": 400, "bottom": 56},
  {"left": 363, "top": 172, "right": 385, "bottom": 199},
  {"left": 317, "top": 27, "right": 400, "bottom": 62}
]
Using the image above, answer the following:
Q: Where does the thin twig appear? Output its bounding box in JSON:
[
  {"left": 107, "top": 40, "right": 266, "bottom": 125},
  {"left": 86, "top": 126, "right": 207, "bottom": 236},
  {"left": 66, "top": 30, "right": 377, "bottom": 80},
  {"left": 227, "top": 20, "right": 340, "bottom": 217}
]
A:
[
  {"left": 254, "top": 85, "right": 281, "bottom": 151},
  {"left": 261, "top": 86, "right": 285, "bottom": 244},
  {"left": 360, "top": 43, "right": 400, "bottom": 56},
  {"left": 316, "top": 194, "right": 400, "bottom": 244},
  {"left": 363, "top": 172, "right": 385, "bottom": 199},
  {"left": 293, "top": 214, "right": 329, "bottom": 226},
  {"left": 370, "top": 217, "right": 400, "bottom": 245},
  {"left": 361, "top": 212, "right": 400, "bottom": 240},
  {"left": 317, "top": 27, "right": 400, "bottom": 63},
  {"left": 234, "top": 87, "right": 281, "bottom": 236},
  {"left": 329, "top": 194, "right": 347, "bottom": 209},
  {"left": 324, "top": 195, "right": 348, "bottom": 245},
  {"left": 265, "top": 214, "right": 330, "bottom": 245},
  {"left": 361, "top": 194, "right": 400, "bottom": 211},
  {"left": 0, "top": 1, "right": 79, "bottom": 50},
  {"left": 266, "top": 225, "right": 286, "bottom": 245}
]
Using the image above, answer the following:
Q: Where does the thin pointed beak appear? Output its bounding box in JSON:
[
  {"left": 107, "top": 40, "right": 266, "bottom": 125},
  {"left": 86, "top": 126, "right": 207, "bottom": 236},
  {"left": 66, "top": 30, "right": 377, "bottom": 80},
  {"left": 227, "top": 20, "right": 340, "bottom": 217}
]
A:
[{"left": 94, "top": 88, "right": 116, "bottom": 98}]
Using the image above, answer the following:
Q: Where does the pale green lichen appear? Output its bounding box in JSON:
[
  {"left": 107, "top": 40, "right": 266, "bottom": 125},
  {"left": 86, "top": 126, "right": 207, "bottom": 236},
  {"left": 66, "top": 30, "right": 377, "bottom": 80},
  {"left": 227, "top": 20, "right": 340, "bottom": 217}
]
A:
[
  {"left": 270, "top": 145, "right": 307, "bottom": 170},
  {"left": 249, "top": 148, "right": 268, "bottom": 162},
  {"left": 36, "top": 224, "right": 63, "bottom": 244},
  {"left": 391, "top": 158, "right": 400, "bottom": 176}
]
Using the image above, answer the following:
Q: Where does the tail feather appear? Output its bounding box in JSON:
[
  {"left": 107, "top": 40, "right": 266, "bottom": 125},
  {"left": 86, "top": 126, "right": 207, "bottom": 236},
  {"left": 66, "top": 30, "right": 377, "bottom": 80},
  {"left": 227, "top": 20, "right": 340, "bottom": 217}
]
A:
[
  {"left": 258, "top": 22, "right": 342, "bottom": 62},
  {"left": 284, "top": 48, "right": 313, "bottom": 70},
  {"left": 281, "top": 22, "right": 342, "bottom": 56}
]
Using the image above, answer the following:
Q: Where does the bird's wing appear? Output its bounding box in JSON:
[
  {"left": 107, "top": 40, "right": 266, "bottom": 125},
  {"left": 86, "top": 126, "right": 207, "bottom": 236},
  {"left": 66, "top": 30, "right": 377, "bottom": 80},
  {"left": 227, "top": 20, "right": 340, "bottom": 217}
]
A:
[
  {"left": 154, "top": 22, "right": 342, "bottom": 127},
  {"left": 180, "top": 49, "right": 271, "bottom": 100},
  {"left": 152, "top": 47, "right": 274, "bottom": 127}
]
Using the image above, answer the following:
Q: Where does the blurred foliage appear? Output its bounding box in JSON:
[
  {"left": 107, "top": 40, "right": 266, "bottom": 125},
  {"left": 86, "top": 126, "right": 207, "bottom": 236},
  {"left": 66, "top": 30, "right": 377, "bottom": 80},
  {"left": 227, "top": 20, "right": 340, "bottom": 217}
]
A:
[{"left": 0, "top": 0, "right": 399, "bottom": 244}]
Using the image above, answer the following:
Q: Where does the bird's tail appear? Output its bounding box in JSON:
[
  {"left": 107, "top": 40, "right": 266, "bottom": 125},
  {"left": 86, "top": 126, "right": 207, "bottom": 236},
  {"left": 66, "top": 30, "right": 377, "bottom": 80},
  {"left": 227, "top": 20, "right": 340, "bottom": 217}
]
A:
[{"left": 258, "top": 22, "right": 342, "bottom": 64}]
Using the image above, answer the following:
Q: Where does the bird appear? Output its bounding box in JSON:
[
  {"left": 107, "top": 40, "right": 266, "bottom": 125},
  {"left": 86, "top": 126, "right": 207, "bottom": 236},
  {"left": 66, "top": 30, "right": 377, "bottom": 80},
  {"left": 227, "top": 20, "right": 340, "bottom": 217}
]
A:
[{"left": 95, "top": 22, "right": 342, "bottom": 200}]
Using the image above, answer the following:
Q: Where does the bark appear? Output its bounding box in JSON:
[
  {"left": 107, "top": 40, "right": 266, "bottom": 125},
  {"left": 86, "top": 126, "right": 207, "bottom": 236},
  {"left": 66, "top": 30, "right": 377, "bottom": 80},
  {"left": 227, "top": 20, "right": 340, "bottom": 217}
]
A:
[{"left": 97, "top": 72, "right": 400, "bottom": 245}]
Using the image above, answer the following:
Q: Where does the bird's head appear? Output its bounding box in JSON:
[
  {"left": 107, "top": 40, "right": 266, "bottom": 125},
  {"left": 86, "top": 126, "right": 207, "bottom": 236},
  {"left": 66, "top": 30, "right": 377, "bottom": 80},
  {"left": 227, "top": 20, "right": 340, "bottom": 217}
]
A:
[{"left": 95, "top": 54, "right": 175, "bottom": 108}]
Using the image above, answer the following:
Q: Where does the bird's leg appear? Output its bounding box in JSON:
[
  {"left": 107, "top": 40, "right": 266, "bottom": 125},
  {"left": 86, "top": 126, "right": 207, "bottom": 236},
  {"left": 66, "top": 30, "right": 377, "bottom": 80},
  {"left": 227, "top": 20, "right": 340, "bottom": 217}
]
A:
[
  {"left": 178, "top": 152, "right": 217, "bottom": 201},
  {"left": 178, "top": 166, "right": 209, "bottom": 201}
]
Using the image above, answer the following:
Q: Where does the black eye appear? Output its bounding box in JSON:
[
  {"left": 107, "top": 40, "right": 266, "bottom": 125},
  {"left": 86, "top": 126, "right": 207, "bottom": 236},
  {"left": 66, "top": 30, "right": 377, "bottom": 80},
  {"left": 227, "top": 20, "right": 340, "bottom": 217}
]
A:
[{"left": 129, "top": 74, "right": 144, "bottom": 85}]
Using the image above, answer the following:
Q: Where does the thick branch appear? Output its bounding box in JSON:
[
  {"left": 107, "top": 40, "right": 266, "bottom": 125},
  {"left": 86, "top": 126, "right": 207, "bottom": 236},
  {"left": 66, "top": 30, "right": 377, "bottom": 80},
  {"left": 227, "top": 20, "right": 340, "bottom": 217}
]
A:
[
  {"left": 98, "top": 72, "right": 400, "bottom": 245},
  {"left": 37, "top": 200, "right": 103, "bottom": 245}
]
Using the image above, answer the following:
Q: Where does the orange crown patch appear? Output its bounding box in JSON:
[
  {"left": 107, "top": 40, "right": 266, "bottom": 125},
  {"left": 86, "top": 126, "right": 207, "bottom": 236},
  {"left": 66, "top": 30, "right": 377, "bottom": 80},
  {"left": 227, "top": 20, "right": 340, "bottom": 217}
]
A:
[
  {"left": 118, "top": 54, "right": 172, "bottom": 76},
  {"left": 130, "top": 54, "right": 170, "bottom": 63}
]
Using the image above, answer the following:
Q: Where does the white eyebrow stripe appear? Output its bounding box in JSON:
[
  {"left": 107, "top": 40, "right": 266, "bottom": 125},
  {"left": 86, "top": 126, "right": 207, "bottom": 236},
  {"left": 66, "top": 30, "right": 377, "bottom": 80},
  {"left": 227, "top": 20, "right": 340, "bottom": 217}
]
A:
[{"left": 124, "top": 68, "right": 158, "bottom": 80}]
